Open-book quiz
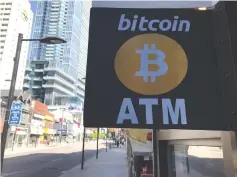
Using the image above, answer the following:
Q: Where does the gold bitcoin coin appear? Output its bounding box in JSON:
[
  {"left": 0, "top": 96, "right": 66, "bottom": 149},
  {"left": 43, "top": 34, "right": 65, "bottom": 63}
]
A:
[{"left": 114, "top": 33, "right": 188, "bottom": 95}]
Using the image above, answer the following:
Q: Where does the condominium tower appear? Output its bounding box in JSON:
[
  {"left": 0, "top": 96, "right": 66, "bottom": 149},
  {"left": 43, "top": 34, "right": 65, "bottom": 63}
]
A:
[
  {"left": 24, "top": 0, "right": 91, "bottom": 107},
  {"left": 0, "top": 0, "right": 33, "bottom": 91}
]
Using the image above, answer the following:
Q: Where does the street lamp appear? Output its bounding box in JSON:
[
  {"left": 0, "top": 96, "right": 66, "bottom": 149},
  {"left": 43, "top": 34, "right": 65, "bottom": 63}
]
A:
[
  {"left": 1, "top": 33, "right": 66, "bottom": 173},
  {"left": 22, "top": 36, "right": 66, "bottom": 44},
  {"left": 81, "top": 77, "right": 86, "bottom": 170},
  {"left": 59, "top": 108, "right": 66, "bottom": 145}
]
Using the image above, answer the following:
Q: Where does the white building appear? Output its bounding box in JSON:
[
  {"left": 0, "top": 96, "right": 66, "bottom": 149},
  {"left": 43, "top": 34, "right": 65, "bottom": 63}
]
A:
[
  {"left": 78, "top": 0, "right": 91, "bottom": 80},
  {"left": 0, "top": 0, "right": 33, "bottom": 91}
]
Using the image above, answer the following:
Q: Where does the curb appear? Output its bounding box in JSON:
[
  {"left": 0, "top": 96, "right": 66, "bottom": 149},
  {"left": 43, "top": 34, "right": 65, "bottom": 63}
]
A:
[{"left": 4, "top": 142, "right": 81, "bottom": 159}]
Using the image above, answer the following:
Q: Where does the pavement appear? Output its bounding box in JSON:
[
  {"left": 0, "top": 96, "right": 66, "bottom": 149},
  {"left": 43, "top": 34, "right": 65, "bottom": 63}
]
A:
[
  {"left": 59, "top": 145, "right": 128, "bottom": 177},
  {"left": 174, "top": 146, "right": 225, "bottom": 177},
  {"left": 2, "top": 140, "right": 106, "bottom": 177},
  {"left": 3, "top": 141, "right": 224, "bottom": 177}
]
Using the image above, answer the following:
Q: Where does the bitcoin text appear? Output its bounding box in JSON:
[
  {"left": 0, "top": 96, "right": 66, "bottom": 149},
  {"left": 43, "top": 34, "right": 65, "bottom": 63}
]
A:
[
  {"left": 116, "top": 98, "right": 187, "bottom": 125},
  {"left": 118, "top": 14, "right": 190, "bottom": 32}
]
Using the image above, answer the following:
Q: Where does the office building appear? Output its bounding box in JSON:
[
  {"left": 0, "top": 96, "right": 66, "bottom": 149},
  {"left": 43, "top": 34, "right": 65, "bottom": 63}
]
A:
[
  {"left": 25, "top": 0, "right": 91, "bottom": 107},
  {"left": 0, "top": 0, "right": 33, "bottom": 90}
]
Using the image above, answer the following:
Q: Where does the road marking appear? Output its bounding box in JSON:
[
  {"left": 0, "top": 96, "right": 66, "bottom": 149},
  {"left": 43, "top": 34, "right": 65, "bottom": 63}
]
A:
[
  {"left": 52, "top": 158, "right": 62, "bottom": 163},
  {"left": 3, "top": 170, "right": 21, "bottom": 177}
]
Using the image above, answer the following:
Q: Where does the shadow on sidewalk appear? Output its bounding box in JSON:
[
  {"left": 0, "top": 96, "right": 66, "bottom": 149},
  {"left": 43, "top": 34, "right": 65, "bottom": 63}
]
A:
[
  {"left": 187, "top": 155, "right": 224, "bottom": 177},
  {"left": 3, "top": 148, "right": 105, "bottom": 177}
]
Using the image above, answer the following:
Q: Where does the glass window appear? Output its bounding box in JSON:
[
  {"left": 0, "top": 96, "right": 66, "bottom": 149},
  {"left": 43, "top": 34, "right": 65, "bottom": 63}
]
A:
[{"left": 168, "top": 145, "right": 224, "bottom": 177}]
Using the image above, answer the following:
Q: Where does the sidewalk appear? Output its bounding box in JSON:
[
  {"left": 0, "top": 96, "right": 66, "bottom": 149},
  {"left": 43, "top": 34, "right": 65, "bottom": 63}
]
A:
[{"left": 59, "top": 146, "right": 128, "bottom": 177}]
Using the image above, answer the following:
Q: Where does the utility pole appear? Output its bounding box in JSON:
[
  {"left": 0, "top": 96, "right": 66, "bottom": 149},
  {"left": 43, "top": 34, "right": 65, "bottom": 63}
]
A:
[
  {"left": 1, "top": 34, "right": 23, "bottom": 172},
  {"left": 152, "top": 129, "right": 159, "bottom": 177},
  {"left": 81, "top": 127, "right": 86, "bottom": 169},
  {"left": 96, "top": 127, "right": 99, "bottom": 159},
  {"left": 0, "top": 34, "right": 66, "bottom": 174},
  {"left": 60, "top": 108, "right": 65, "bottom": 144},
  {"left": 106, "top": 128, "right": 108, "bottom": 152}
]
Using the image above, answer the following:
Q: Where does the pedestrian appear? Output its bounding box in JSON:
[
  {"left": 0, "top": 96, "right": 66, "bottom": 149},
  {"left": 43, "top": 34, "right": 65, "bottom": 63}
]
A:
[{"left": 116, "top": 139, "right": 120, "bottom": 148}]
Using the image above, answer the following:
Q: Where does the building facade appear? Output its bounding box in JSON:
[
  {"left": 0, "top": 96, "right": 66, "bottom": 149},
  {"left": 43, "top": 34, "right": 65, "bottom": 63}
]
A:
[
  {"left": 23, "top": 60, "right": 49, "bottom": 102},
  {"left": 0, "top": 0, "right": 33, "bottom": 90},
  {"left": 30, "top": 100, "right": 45, "bottom": 146},
  {"left": 27, "top": 0, "right": 91, "bottom": 106}
]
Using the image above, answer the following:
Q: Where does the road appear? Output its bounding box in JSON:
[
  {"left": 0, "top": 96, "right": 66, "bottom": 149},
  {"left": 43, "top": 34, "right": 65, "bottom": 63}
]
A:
[{"left": 2, "top": 141, "right": 106, "bottom": 177}]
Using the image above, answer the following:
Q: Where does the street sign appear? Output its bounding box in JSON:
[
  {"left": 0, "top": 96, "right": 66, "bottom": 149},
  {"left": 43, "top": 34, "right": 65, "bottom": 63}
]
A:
[
  {"left": 84, "top": 8, "right": 237, "bottom": 130},
  {"left": 8, "top": 102, "right": 23, "bottom": 125}
]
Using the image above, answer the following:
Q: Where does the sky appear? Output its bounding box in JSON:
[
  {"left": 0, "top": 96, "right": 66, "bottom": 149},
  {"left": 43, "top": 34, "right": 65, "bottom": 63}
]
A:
[{"left": 30, "top": 1, "right": 37, "bottom": 13}]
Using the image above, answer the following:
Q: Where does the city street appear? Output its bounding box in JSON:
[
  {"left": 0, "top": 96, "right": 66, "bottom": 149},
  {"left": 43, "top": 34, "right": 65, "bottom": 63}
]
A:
[{"left": 2, "top": 141, "right": 106, "bottom": 177}]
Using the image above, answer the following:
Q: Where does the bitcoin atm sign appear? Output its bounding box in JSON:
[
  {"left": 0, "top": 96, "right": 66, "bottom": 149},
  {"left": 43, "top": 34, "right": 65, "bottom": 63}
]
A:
[{"left": 84, "top": 8, "right": 229, "bottom": 130}]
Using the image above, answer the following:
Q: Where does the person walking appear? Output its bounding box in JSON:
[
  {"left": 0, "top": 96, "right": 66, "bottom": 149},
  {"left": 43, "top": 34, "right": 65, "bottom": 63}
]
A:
[{"left": 116, "top": 139, "right": 120, "bottom": 148}]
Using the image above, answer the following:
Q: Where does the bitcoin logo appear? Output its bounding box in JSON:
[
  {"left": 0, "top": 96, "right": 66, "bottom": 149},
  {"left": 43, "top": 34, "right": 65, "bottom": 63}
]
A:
[
  {"left": 114, "top": 33, "right": 188, "bottom": 95},
  {"left": 136, "top": 44, "right": 168, "bottom": 82}
]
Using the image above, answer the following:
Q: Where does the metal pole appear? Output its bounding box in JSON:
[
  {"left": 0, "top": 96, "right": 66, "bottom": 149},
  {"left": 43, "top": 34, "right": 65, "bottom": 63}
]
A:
[
  {"left": 60, "top": 109, "right": 64, "bottom": 145},
  {"left": 60, "top": 124, "right": 62, "bottom": 145},
  {"left": 1, "top": 33, "right": 23, "bottom": 172},
  {"left": 11, "top": 127, "right": 17, "bottom": 151},
  {"left": 96, "top": 127, "right": 99, "bottom": 159},
  {"left": 81, "top": 127, "right": 86, "bottom": 169},
  {"left": 153, "top": 128, "right": 159, "bottom": 177},
  {"left": 106, "top": 128, "right": 108, "bottom": 152},
  {"left": 0, "top": 132, "right": 2, "bottom": 176}
]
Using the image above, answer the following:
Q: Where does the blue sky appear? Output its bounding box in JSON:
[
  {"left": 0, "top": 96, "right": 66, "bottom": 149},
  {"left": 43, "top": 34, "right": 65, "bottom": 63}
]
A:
[{"left": 30, "top": 1, "right": 37, "bottom": 13}]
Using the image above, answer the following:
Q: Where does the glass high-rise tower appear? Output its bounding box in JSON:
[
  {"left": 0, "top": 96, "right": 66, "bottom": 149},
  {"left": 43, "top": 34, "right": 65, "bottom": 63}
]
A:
[{"left": 24, "top": 0, "right": 91, "bottom": 107}]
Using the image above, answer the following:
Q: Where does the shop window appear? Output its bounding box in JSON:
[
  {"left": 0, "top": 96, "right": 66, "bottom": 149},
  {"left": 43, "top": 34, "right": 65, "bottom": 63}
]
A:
[{"left": 168, "top": 145, "right": 224, "bottom": 177}]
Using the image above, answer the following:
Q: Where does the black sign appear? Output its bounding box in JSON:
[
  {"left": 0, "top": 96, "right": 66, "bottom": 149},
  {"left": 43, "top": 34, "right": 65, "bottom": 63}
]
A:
[{"left": 84, "top": 7, "right": 236, "bottom": 130}]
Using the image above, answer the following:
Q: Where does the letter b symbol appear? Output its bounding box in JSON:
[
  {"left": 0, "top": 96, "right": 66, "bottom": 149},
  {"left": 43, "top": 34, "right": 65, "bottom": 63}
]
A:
[{"left": 118, "top": 14, "right": 131, "bottom": 31}]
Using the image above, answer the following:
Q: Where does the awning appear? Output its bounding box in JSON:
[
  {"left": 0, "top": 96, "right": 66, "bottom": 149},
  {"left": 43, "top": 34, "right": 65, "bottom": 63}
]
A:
[
  {"left": 17, "top": 131, "right": 28, "bottom": 135},
  {"left": 33, "top": 114, "right": 44, "bottom": 119},
  {"left": 128, "top": 137, "right": 152, "bottom": 156}
]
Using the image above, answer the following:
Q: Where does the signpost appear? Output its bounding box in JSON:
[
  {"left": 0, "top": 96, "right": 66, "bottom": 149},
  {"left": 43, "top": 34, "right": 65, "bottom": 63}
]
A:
[
  {"left": 84, "top": 7, "right": 237, "bottom": 131},
  {"left": 84, "top": 4, "right": 237, "bottom": 177},
  {"left": 8, "top": 102, "right": 23, "bottom": 126},
  {"left": 7, "top": 101, "right": 23, "bottom": 151}
]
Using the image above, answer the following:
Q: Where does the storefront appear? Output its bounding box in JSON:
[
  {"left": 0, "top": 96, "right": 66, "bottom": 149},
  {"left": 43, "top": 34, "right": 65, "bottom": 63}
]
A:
[
  {"left": 127, "top": 129, "right": 153, "bottom": 177},
  {"left": 126, "top": 129, "right": 228, "bottom": 177},
  {"left": 30, "top": 113, "right": 44, "bottom": 146},
  {"left": 41, "top": 114, "right": 55, "bottom": 144},
  {"left": 10, "top": 126, "right": 30, "bottom": 148},
  {"left": 157, "top": 130, "right": 226, "bottom": 177}
]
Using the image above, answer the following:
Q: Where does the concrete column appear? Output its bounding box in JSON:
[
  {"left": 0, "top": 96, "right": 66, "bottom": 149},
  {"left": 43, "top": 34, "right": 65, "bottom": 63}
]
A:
[{"left": 221, "top": 131, "right": 236, "bottom": 177}]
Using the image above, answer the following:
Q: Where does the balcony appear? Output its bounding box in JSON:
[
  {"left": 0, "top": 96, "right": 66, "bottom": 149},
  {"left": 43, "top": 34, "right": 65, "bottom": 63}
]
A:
[
  {"left": 42, "top": 83, "right": 74, "bottom": 96},
  {"left": 76, "top": 82, "right": 85, "bottom": 91},
  {"left": 44, "top": 61, "right": 76, "bottom": 83},
  {"left": 34, "top": 69, "right": 44, "bottom": 72},
  {"left": 76, "top": 89, "right": 85, "bottom": 97},
  {"left": 24, "top": 75, "right": 31, "bottom": 80},
  {"left": 32, "top": 85, "right": 42, "bottom": 89},
  {"left": 25, "top": 67, "right": 32, "bottom": 72},
  {"left": 43, "top": 76, "right": 75, "bottom": 90},
  {"left": 33, "top": 77, "right": 42, "bottom": 81},
  {"left": 23, "top": 83, "right": 29, "bottom": 88}
]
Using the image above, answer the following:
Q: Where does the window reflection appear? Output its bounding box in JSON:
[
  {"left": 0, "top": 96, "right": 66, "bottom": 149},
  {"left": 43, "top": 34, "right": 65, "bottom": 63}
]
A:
[{"left": 168, "top": 145, "right": 224, "bottom": 177}]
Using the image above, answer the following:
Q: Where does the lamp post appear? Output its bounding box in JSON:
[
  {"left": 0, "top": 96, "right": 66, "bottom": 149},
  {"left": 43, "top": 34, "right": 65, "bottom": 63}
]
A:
[
  {"left": 59, "top": 108, "right": 66, "bottom": 145},
  {"left": 96, "top": 127, "right": 99, "bottom": 159},
  {"left": 1, "top": 33, "right": 66, "bottom": 173},
  {"left": 81, "top": 77, "right": 86, "bottom": 169},
  {"left": 106, "top": 128, "right": 108, "bottom": 152}
]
